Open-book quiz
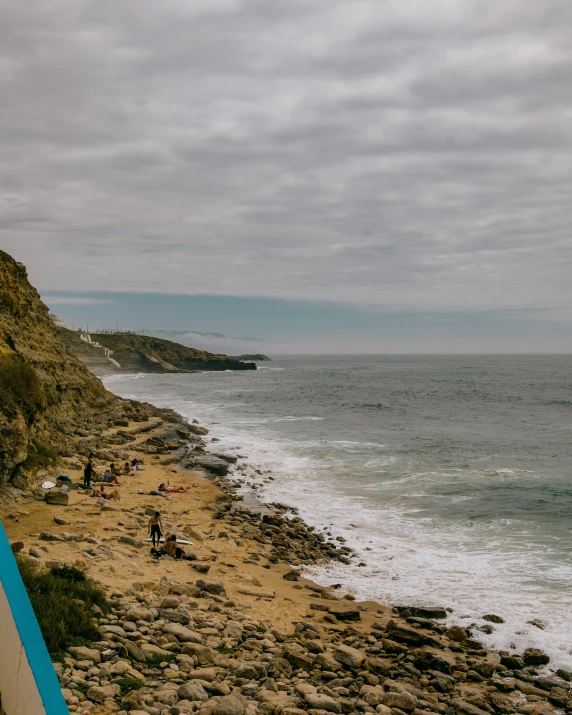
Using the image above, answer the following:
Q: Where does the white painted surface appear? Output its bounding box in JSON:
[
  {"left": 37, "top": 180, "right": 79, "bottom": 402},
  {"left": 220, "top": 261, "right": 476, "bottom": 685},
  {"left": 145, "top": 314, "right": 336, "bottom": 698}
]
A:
[{"left": 0, "top": 582, "right": 46, "bottom": 715}]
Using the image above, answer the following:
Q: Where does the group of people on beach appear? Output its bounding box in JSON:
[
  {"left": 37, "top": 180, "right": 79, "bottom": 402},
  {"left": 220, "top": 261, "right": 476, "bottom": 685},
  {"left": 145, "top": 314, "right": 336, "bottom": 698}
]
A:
[
  {"left": 83, "top": 454, "right": 144, "bottom": 500},
  {"left": 81, "top": 453, "right": 189, "bottom": 509},
  {"left": 147, "top": 511, "right": 195, "bottom": 561}
]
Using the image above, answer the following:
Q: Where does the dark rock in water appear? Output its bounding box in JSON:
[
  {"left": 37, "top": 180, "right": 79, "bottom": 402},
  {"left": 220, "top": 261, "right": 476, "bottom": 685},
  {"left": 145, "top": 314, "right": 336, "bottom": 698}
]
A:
[
  {"left": 478, "top": 625, "right": 494, "bottom": 634},
  {"left": 262, "top": 514, "right": 282, "bottom": 526},
  {"left": 523, "top": 648, "right": 550, "bottom": 666},
  {"left": 446, "top": 626, "right": 468, "bottom": 642},
  {"left": 483, "top": 614, "right": 505, "bottom": 624},
  {"left": 396, "top": 605, "right": 448, "bottom": 619},
  {"left": 192, "top": 455, "right": 229, "bottom": 476},
  {"left": 188, "top": 424, "right": 209, "bottom": 436},
  {"left": 556, "top": 668, "right": 572, "bottom": 682},
  {"left": 213, "top": 453, "right": 238, "bottom": 464},
  {"left": 501, "top": 655, "right": 524, "bottom": 670}
]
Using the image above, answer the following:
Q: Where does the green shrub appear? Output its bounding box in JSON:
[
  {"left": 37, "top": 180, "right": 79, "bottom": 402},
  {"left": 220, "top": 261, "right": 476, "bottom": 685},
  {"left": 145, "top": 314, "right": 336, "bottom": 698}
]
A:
[
  {"left": 116, "top": 678, "right": 145, "bottom": 696},
  {"left": 0, "top": 356, "right": 44, "bottom": 420},
  {"left": 144, "top": 652, "right": 177, "bottom": 669},
  {"left": 16, "top": 556, "right": 110, "bottom": 656}
]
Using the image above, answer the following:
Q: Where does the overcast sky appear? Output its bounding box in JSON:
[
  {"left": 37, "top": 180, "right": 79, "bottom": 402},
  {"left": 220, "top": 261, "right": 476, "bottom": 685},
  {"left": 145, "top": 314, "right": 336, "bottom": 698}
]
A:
[{"left": 1, "top": 0, "right": 571, "bottom": 351}]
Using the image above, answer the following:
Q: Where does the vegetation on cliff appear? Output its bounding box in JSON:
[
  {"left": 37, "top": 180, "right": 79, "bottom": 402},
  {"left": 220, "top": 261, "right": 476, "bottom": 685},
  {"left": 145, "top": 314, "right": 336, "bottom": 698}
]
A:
[
  {"left": 0, "top": 250, "right": 128, "bottom": 487},
  {"left": 16, "top": 558, "right": 109, "bottom": 656},
  {"left": 60, "top": 328, "right": 257, "bottom": 375}
]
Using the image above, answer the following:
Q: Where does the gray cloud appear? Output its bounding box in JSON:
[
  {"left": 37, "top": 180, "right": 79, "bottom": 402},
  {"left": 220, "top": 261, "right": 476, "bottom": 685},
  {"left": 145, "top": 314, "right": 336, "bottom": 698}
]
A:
[{"left": 1, "top": 0, "right": 571, "bottom": 314}]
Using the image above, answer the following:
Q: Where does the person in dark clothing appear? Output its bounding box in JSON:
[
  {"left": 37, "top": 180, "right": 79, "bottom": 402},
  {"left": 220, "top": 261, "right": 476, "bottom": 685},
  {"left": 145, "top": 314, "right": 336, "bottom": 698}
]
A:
[
  {"left": 84, "top": 460, "right": 95, "bottom": 487},
  {"left": 148, "top": 511, "right": 163, "bottom": 547}
]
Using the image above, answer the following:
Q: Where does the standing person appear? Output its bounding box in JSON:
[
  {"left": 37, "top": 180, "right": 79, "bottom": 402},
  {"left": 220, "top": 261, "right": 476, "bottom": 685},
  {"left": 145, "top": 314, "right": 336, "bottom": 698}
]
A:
[
  {"left": 148, "top": 512, "right": 163, "bottom": 547},
  {"left": 83, "top": 459, "right": 94, "bottom": 487}
]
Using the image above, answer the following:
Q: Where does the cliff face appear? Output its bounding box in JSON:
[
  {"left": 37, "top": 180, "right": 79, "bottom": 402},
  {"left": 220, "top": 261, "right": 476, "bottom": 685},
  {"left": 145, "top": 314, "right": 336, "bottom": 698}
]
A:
[
  {"left": 60, "top": 330, "right": 257, "bottom": 376},
  {"left": 0, "top": 251, "right": 127, "bottom": 487}
]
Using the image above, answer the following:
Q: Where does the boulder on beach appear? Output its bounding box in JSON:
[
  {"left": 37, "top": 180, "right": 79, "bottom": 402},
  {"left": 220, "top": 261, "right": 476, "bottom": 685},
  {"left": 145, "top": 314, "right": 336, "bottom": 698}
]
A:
[{"left": 191, "top": 454, "right": 230, "bottom": 475}]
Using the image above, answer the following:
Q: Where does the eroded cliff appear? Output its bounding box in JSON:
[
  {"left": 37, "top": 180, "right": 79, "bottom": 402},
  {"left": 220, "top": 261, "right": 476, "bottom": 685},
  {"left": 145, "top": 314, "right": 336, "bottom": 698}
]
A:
[{"left": 0, "top": 251, "right": 130, "bottom": 486}]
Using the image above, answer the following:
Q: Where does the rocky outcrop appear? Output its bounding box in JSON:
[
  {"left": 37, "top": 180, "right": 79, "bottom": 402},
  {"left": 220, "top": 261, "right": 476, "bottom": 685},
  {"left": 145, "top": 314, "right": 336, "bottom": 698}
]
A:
[
  {"left": 0, "top": 250, "right": 131, "bottom": 487},
  {"left": 60, "top": 329, "right": 257, "bottom": 376}
]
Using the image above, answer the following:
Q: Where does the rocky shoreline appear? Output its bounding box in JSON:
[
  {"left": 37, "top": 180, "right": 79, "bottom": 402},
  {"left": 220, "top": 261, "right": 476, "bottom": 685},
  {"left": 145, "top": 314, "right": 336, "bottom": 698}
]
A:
[{"left": 3, "top": 405, "right": 572, "bottom": 715}]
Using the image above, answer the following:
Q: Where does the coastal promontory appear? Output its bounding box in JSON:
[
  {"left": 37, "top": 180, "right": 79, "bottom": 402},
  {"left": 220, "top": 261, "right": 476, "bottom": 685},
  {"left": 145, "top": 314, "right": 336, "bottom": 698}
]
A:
[{"left": 60, "top": 329, "right": 257, "bottom": 375}]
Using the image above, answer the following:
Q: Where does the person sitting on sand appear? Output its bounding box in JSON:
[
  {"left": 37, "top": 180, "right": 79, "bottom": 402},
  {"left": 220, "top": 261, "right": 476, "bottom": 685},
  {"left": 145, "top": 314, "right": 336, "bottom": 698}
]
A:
[
  {"left": 103, "top": 469, "right": 120, "bottom": 485},
  {"left": 123, "top": 461, "right": 131, "bottom": 475},
  {"left": 164, "top": 535, "right": 182, "bottom": 559},
  {"left": 148, "top": 511, "right": 163, "bottom": 547},
  {"left": 164, "top": 535, "right": 197, "bottom": 561},
  {"left": 110, "top": 462, "right": 123, "bottom": 477},
  {"left": 158, "top": 483, "right": 187, "bottom": 494},
  {"left": 131, "top": 458, "right": 144, "bottom": 472}
]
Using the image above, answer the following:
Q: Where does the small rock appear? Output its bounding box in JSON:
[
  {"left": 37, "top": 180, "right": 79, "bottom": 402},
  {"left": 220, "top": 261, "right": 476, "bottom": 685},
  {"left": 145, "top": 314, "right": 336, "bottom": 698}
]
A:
[
  {"left": 86, "top": 684, "right": 120, "bottom": 703},
  {"left": 177, "top": 680, "right": 209, "bottom": 702},
  {"left": 192, "top": 563, "right": 211, "bottom": 574},
  {"left": 162, "top": 622, "right": 204, "bottom": 643},
  {"left": 181, "top": 644, "right": 215, "bottom": 665},
  {"left": 122, "top": 689, "right": 146, "bottom": 711},
  {"left": 334, "top": 644, "right": 366, "bottom": 668},
  {"left": 304, "top": 692, "right": 342, "bottom": 713},
  {"left": 523, "top": 648, "right": 550, "bottom": 666},
  {"left": 68, "top": 646, "right": 101, "bottom": 664},
  {"left": 483, "top": 614, "right": 505, "bottom": 624},
  {"left": 195, "top": 578, "right": 226, "bottom": 596},
  {"left": 45, "top": 492, "right": 69, "bottom": 506}
]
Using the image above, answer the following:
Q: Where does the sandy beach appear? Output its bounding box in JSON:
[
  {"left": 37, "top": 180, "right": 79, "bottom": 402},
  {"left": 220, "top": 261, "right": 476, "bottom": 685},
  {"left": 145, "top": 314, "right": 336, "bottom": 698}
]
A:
[{"left": 1, "top": 416, "right": 389, "bottom": 635}]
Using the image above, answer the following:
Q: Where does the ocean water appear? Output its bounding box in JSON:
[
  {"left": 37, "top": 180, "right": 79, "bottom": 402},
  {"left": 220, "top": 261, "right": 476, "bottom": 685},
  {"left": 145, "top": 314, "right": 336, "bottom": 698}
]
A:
[{"left": 104, "top": 355, "right": 572, "bottom": 668}]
